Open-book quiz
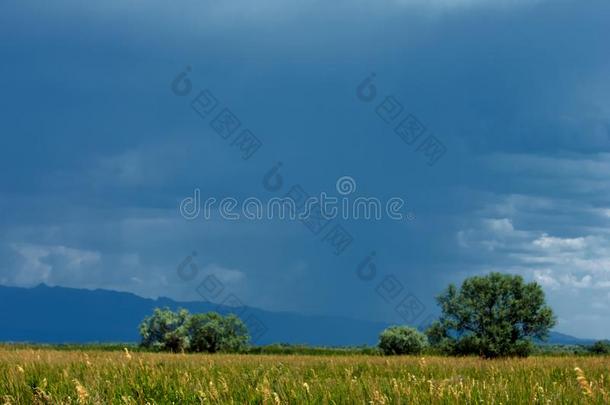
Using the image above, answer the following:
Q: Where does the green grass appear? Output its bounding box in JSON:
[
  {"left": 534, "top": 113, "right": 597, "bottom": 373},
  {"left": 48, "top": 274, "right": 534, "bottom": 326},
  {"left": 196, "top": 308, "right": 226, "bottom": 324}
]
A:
[{"left": 1, "top": 347, "right": 609, "bottom": 404}]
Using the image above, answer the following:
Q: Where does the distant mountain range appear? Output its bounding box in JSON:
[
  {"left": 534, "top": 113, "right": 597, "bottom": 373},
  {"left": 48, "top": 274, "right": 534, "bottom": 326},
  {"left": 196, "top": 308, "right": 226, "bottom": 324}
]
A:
[{"left": 0, "top": 284, "right": 597, "bottom": 346}]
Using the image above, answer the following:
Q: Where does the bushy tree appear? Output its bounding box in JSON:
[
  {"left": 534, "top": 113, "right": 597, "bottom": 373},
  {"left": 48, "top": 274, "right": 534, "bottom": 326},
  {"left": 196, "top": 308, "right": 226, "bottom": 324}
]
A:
[
  {"left": 589, "top": 340, "right": 610, "bottom": 355},
  {"left": 426, "top": 273, "right": 556, "bottom": 358},
  {"left": 378, "top": 326, "right": 428, "bottom": 355},
  {"left": 218, "top": 313, "right": 250, "bottom": 352},
  {"left": 187, "top": 312, "right": 249, "bottom": 353},
  {"left": 187, "top": 312, "right": 224, "bottom": 353},
  {"left": 139, "top": 308, "right": 249, "bottom": 353},
  {"left": 138, "top": 308, "right": 190, "bottom": 352}
]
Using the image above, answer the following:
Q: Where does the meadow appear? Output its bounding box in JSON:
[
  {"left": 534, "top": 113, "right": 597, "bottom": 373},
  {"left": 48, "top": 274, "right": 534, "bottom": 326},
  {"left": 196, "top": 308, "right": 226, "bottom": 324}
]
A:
[{"left": 0, "top": 347, "right": 609, "bottom": 404}]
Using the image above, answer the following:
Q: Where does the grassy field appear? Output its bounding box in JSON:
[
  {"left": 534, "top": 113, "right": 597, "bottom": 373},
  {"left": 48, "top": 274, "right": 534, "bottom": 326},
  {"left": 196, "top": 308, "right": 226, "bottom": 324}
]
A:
[{"left": 0, "top": 348, "right": 608, "bottom": 404}]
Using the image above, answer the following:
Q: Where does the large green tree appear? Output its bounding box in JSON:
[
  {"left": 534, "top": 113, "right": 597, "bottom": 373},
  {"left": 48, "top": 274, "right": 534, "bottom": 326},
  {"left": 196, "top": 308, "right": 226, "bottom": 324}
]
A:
[
  {"left": 139, "top": 309, "right": 249, "bottom": 353},
  {"left": 426, "top": 273, "right": 556, "bottom": 357},
  {"left": 186, "top": 312, "right": 249, "bottom": 353},
  {"left": 138, "top": 308, "right": 190, "bottom": 352}
]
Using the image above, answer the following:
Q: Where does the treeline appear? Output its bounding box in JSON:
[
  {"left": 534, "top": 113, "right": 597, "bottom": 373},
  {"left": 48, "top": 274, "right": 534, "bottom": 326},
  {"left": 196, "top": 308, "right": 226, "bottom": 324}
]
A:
[
  {"left": 138, "top": 273, "right": 610, "bottom": 358},
  {"left": 0, "top": 341, "right": 608, "bottom": 356},
  {"left": 136, "top": 308, "right": 610, "bottom": 357}
]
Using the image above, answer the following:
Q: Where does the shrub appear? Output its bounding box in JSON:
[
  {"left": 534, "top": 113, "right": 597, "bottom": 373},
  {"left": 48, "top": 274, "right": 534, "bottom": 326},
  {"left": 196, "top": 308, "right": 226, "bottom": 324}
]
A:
[
  {"left": 378, "top": 326, "right": 428, "bottom": 355},
  {"left": 589, "top": 340, "right": 610, "bottom": 355},
  {"left": 139, "top": 308, "right": 249, "bottom": 353}
]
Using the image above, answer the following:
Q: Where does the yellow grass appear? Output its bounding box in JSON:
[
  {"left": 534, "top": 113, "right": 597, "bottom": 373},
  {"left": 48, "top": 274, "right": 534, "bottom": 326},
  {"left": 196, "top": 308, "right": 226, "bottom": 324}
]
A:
[{"left": 0, "top": 348, "right": 609, "bottom": 404}]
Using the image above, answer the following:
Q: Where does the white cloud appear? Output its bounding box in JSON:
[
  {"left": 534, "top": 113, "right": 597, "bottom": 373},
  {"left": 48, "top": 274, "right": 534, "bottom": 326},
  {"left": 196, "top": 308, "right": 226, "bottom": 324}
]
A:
[
  {"left": 484, "top": 218, "right": 514, "bottom": 234},
  {"left": 533, "top": 269, "right": 560, "bottom": 289},
  {"left": 559, "top": 274, "right": 592, "bottom": 289},
  {"left": 458, "top": 222, "right": 610, "bottom": 290},
  {"left": 9, "top": 243, "right": 101, "bottom": 286},
  {"left": 533, "top": 233, "right": 586, "bottom": 250},
  {"left": 201, "top": 264, "right": 245, "bottom": 285}
]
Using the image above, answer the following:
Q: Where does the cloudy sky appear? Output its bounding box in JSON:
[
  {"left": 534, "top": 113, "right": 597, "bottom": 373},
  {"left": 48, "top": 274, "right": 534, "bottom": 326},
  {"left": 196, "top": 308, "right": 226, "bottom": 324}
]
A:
[{"left": 1, "top": 0, "right": 609, "bottom": 338}]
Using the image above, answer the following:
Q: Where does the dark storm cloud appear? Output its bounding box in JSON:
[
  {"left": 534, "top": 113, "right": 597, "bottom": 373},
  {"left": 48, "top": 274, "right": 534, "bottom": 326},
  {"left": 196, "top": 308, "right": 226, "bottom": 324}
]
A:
[{"left": 1, "top": 0, "right": 609, "bottom": 337}]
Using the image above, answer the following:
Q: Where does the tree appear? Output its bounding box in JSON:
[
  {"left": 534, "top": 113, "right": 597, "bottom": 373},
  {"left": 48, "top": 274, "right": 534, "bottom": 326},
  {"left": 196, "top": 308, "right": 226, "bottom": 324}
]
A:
[
  {"left": 186, "top": 312, "right": 224, "bottom": 353},
  {"left": 589, "top": 340, "right": 610, "bottom": 355},
  {"left": 219, "top": 314, "right": 250, "bottom": 352},
  {"left": 139, "top": 308, "right": 250, "bottom": 353},
  {"left": 426, "top": 273, "right": 556, "bottom": 358},
  {"left": 378, "top": 326, "right": 428, "bottom": 355},
  {"left": 187, "top": 312, "right": 249, "bottom": 353},
  {"left": 138, "top": 308, "right": 190, "bottom": 352}
]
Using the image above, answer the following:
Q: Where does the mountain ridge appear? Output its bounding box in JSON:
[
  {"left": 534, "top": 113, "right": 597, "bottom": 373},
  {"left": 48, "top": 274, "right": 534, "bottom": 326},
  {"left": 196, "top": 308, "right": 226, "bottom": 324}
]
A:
[{"left": 0, "top": 284, "right": 596, "bottom": 346}]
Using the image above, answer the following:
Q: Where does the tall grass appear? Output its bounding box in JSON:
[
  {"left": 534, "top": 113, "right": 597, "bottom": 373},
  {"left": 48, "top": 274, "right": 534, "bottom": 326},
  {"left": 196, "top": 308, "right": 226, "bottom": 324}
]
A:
[{"left": 0, "top": 348, "right": 608, "bottom": 404}]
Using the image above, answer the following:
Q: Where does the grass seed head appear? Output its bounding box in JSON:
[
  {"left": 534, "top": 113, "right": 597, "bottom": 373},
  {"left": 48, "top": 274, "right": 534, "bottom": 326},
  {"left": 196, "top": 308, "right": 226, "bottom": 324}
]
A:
[{"left": 574, "top": 367, "right": 593, "bottom": 397}]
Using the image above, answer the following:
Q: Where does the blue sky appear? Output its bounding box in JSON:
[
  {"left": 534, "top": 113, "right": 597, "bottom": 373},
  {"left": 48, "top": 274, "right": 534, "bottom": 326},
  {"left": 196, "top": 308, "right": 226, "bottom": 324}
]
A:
[{"left": 1, "top": 0, "right": 610, "bottom": 339}]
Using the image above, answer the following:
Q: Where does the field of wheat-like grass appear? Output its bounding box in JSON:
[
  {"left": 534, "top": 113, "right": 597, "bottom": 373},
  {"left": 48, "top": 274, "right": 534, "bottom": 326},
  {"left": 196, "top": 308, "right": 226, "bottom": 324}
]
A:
[{"left": 0, "top": 348, "right": 609, "bottom": 404}]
